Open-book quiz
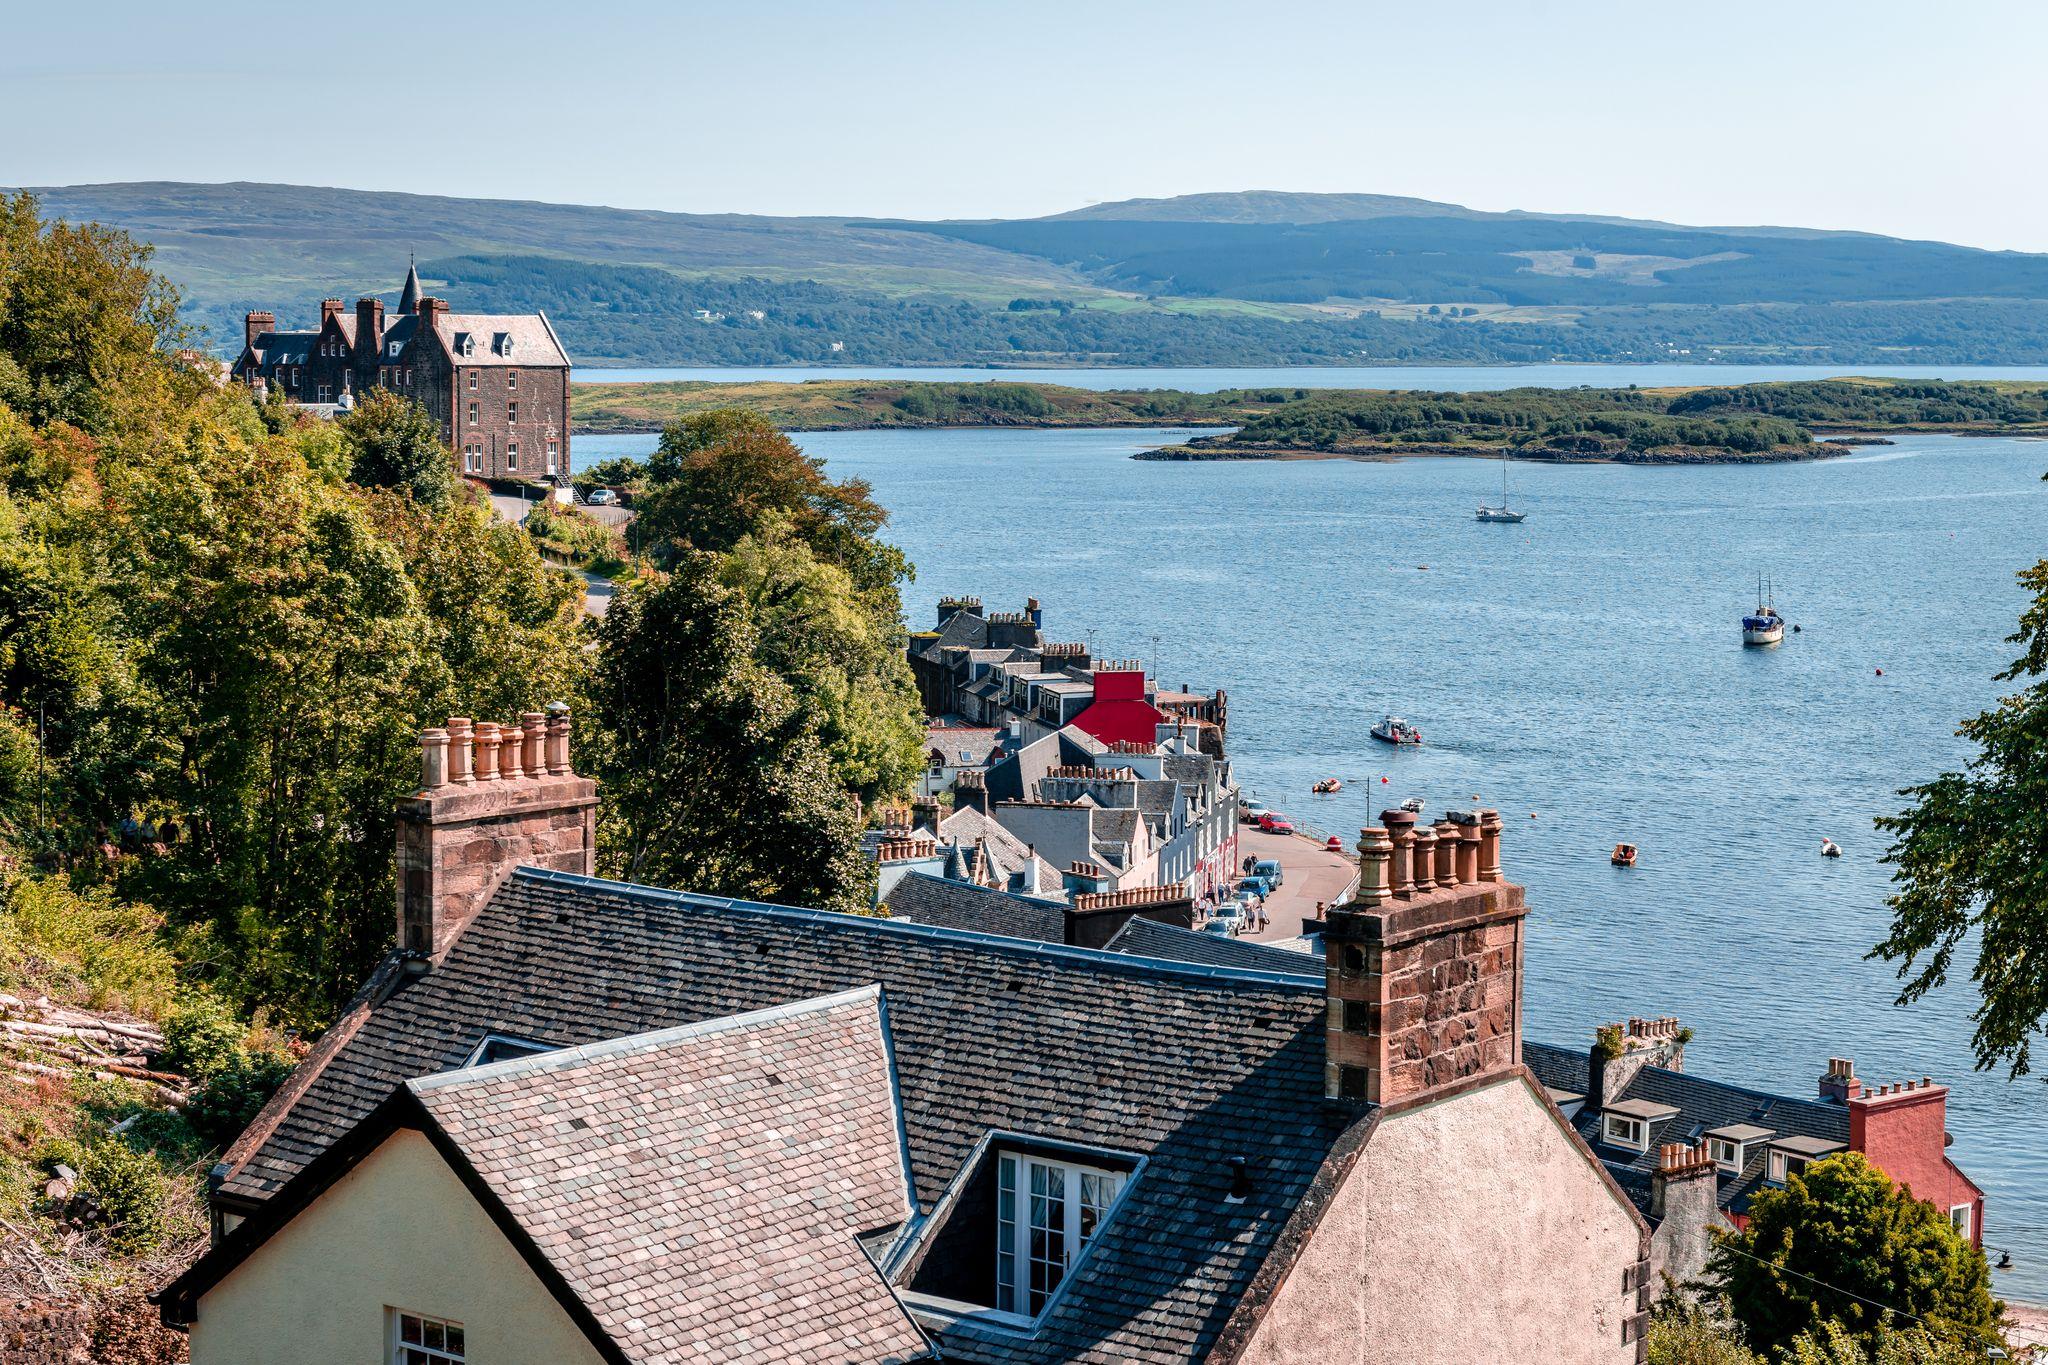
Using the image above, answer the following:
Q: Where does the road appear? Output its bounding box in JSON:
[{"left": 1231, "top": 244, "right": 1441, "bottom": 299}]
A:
[{"left": 1234, "top": 825, "right": 1357, "bottom": 943}]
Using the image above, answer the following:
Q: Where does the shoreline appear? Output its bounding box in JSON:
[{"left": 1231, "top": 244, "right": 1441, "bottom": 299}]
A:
[{"left": 1133, "top": 440, "right": 1853, "bottom": 466}]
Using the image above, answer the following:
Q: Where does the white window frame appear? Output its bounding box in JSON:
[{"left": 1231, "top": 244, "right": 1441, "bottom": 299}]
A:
[
  {"left": 1707, "top": 1137, "right": 1744, "bottom": 1173},
  {"left": 387, "top": 1307, "right": 465, "bottom": 1363},
  {"left": 1767, "top": 1150, "right": 1811, "bottom": 1186},
  {"left": 389, "top": 341, "right": 403, "bottom": 358},
  {"left": 506, "top": 441, "right": 518, "bottom": 470},
  {"left": 468, "top": 402, "right": 478, "bottom": 426},
  {"left": 468, "top": 371, "right": 478, "bottom": 391},
  {"left": 507, "top": 370, "right": 517, "bottom": 390},
  {"left": 1603, "top": 1113, "right": 1647, "bottom": 1152},
  {"left": 507, "top": 400, "right": 518, "bottom": 425},
  {"left": 995, "top": 1151, "right": 1126, "bottom": 1320},
  {"left": 1950, "top": 1203, "right": 1973, "bottom": 1239}
]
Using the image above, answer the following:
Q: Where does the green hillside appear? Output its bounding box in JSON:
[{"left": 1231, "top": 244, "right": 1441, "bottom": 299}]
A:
[{"left": 24, "top": 183, "right": 2048, "bottom": 366}]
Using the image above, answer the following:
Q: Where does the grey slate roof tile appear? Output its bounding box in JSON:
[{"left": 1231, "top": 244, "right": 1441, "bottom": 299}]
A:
[
  {"left": 222, "top": 868, "right": 1350, "bottom": 1364},
  {"left": 1104, "top": 919, "right": 1321, "bottom": 977}
]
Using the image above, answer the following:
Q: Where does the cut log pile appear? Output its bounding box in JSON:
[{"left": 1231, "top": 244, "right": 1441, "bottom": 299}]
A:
[{"left": 0, "top": 994, "right": 187, "bottom": 1105}]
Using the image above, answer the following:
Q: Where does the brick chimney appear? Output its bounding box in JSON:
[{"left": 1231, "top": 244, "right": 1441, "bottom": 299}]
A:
[
  {"left": 416, "top": 296, "right": 449, "bottom": 334},
  {"left": 355, "top": 297, "right": 386, "bottom": 359},
  {"left": 1819, "top": 1056, "right": 1862, "bottom": 1103},
  {"left": 396, "top": 705, "right": 597, "bottom": 959},
  {"left": 1586, "top": 1015, "right": 1688, "bottom": 1115},
  {"left": 954, "top": 769, "right": 990, "bottom": 815},
  {"left": 1067, "top": 883, "right": 1195, "bottom": 948},
  {"left": 911, "top": 796, "right": 942, "bottom": 834},
  {"left": 319, "top": 298, "right": 344, "bottom": 325},
  {"left": 935, "top": 595, "right": 981, "bottom": 629},
  {"left": 243, "top": 311, "right": 275, "bottom": 351},
  {"left": 1650, "top": 1142, "right": 1722, "bottom": 1282},
  {"left": 1323, "top": 807, "right": 1522, "bottom": 1104},
  {"left": 1848, "top": 1077, "right": 1980, "bottom": 1242}
]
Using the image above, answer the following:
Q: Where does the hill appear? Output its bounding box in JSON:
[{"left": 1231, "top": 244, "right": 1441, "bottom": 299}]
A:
[{"left": 22, "top": 182, "right": 2048, "bottom": 367}]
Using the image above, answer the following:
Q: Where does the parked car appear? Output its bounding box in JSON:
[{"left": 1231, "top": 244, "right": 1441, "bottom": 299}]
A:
[
  {"left": 1251, "top": 858, "right": 1284, "bottom": 888},
  {"left": 1237, "top": 873, "right": 1274, "bottom": 898},
  {"left": 586, "top": 488, "right": 619, "bottom": 506},
  {"left": 1241, "top": 802, "right": 1270, "bottom": 825},
  {"left": 1202, "top": 918, "right": 1238, "bottom": 937},
  {"left": 1258, "top": 812, "right": 1295, "bottom": 835}
]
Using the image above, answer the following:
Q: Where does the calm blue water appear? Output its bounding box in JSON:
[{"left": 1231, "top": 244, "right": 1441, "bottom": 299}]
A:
[
  {"left": 581, "top": 424, "right": 2048, "bottom": 1294},
  {"left": 574, "top": 362, "right": 2048, "bottom": 392}
]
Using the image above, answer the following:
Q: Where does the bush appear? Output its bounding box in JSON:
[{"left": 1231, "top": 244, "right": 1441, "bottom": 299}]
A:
[
  {"left": 158, "top": 993, "right": 243, "bottom": 1083},
  {"left": 79, "top": 1137, "right": 170, "bottom": 1251},
  {"left": 0, "top": 877, "right": 179, "bottom": 1016},
  {"left": 183, "top": 1047, "right": 294, "bottom": 1149}
]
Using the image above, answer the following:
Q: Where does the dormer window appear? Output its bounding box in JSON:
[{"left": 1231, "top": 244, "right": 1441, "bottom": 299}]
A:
[
  {"left": 1604, "top": 1114, "right": 1646, "bottom": 1150},
  {"left": 1599, "top": 1098, "right": 1677, "bottom": 1154},
  {"left": 1707, "top": 1137, "right": 1743, "bottom": 1172},
  {"left": 893, "top": 1135, "right": 1139, "bottom": 1329},
  {"left": 1764, "top": 1135, "right": 1845, "bottom": 1185},
  {"left": 1704, "top": 1123, "right": 1772, "bottom": 1174},
  {"left": 494, "top": 332, "right": 513, "bottom": 357},
  {"left": 457, "top": 333, "right": 474, "bottom": 357},
  {"left": 388, "top": 341, "right": 402, "bottom": 358}
]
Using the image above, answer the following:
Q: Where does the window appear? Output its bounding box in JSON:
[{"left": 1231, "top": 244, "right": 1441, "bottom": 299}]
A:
[
  {"left": 467, "top": 402, "right": 478, "bottom": 426},
  {"left": 464, "top": 445, "right": 482, "bottom": 474},
  {"left": 468, "top": 371, "right": 478, "bottom": 391},
  {"left": 506, "top": 441, "right": 518, "bottom": 470},
  {"left": 1603, "top": 1114, "right": 1647, "bottom": 1152},
  {"left": 389, "top": 341, "right": 402, "bottom": 358},
  {"left": 317, "top": 384, "right": 332, "bottom": 403},
  {"left": 388, "top": 1308, "right": 464, "bottom": 1364},
  {"left": 1766, "top": 1150, "right": 1810, "bottom": 1185},
  {"left": 1950, "top": 1204, "right": 1973, "bottom": 1240},
  {"left": 995, "top": 1152, "right": 1123, "bottom": 1318},
  {"left": 507, "top": 370, "right": 517, "bottom": 390},
  {"left": 1707, "top": 1137, "right": 1743, "bottom": 1173},
  {"left": 545, "top": 439, "right": 559, "bottom": 468},
  {"left": 507, "top": 400, "right": 518, "bottom": 425},
  {"left": 463, "top": 1033, "right": 553, "bottom": 1068}
]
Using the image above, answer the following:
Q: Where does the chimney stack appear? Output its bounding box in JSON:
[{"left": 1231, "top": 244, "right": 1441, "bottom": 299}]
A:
[
  {"left": 1587, "top": 1016, "right": 1689, "bottom": 1114},
  {"left": 243, "top": 311, "right": 276, "bottom": 352},
  {"left": 1819, "top": 1056, "right": 1863, "bottom": 1103},
  {"left": 416, "top": 296, "right": 448, "bottom": 333},
  {"left": 355, "top": 297, "right": 386, "bottom": 359},
  {"left": 911, "top": 795, "right": 942, "bottom": 834},
  {"left": 1323, "top": 807, "right": 1525, "bottom": 1104},
  {"left": 319, "top": 298, "right": 344, "bottom": 325},
  {"left": 396, "top": 702, "right": 596, "bottom": 959},
  {"left": 954, "top": 769, "right": 990, "bottom": 815}
]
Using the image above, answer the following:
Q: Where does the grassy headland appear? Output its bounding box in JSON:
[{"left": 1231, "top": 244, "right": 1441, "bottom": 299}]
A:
[{"left": 573, "top": 376, "right": 2048, "bottom": 466}]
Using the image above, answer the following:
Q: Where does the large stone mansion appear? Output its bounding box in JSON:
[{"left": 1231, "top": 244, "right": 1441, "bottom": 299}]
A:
[{"left": 231, "top": 265, "right": 571, "bottom": 481}]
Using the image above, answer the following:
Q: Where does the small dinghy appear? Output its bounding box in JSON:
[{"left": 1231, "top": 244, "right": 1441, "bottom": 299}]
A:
[
  {"left": 1371, "top": 715, "right": 1423, "bottom": 746},
  {"left": 1400, "top": 796, "right": 1426, "bottom": 814},
  {"left": 1611, "top": 843, "right": 1638, "bottom": 867},
  {"left": 1312, "top": 778, "right": 1344, "bottom": 794},
  {"left": 1821, "top": 838, "right": 1842, "bottom": 858}
]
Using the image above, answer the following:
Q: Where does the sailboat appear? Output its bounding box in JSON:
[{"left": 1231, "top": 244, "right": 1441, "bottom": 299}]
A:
[
  {"left": 1742, "top": 574, "right": 1785, "bottom": 646},
  {"left": 1476, "top": 449, "right": 1526, "bottom": 523}
]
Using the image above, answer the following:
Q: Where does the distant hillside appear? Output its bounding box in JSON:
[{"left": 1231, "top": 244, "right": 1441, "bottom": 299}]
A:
[{"left": 22, "top": 182, "right": 2048, "bottom": 366}]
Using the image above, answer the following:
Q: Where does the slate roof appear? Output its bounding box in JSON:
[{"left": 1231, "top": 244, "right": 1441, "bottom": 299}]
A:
[
  {"left": 408, "top": 988, "right": 930, "bottom": 1364},
  {"left": 215, "top": 866, "right": 1349, "bottom": 1365},
  {"left": 434, "top": 312, "right": 571, "bottom": 368},
  {"left": 919, "top": 611, "right": 989, "bottom": 662},
  {"left": 934, "top": 805, "right": 1062, "bottom": 892},
  {"left": 1103, "top": 918, "right": 1321, "bottom": 978},
  {"left": 1524, "top": 1039, "right": 1855, "bottom": 1220},
  {"left": 881, "top": 871, "right": 1067, "bottom": 943},
  {"left": 926, "top": 726, "right": 1002, "bottom": 768}
]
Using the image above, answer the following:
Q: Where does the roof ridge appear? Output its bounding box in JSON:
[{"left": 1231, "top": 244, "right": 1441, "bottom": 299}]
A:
[
  {"left": 409, "top": 984, "right": 883, "bottom": 1093},
  {"left": 895, "top": 869, "right": 1065, "bottom": 911},
  {"left": 510, "top": 866, "right": 1323, "bottom": 993}
]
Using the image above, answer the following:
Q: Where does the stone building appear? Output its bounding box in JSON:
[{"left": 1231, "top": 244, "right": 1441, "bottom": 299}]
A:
[
  {"left": 157, "top": 736, "right": 1650, "bottom": 1364},
  {"left": 231, "top": 265, "right": 571, "bottom": 481}
]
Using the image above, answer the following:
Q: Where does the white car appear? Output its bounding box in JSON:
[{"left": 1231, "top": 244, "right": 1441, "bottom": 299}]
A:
[{"left": 585, "top": 488, "right": 619, "bottom": 506}]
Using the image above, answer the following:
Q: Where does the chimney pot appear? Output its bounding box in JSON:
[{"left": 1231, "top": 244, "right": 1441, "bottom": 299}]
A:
[
  {"left": 1354, "top": 826, "right": 1393, "bottom": 908},
  {"left": 447, "top": 717, "right": 475, "bottom": 785},
  {"left": 419, "top": 727, "right": 450, "bottom": 790},
  {"left": 545, "top": 702, "right": 572, "bottom": 776},
  {"left": 521, "top": 711, "right": 545, "bottom": 779},
  {"left": 473, "top": 721, "right": 500, "bottom": 781},
  {"left": 1478, "top": 808, "right": 1504, "bottom": 882},
  {"left": 497, "top": 721, "right": 523, "bottom": 780}
]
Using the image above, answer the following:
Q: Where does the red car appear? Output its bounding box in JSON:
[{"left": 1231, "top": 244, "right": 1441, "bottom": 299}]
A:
[{"left": 1258, "top": 812, "right": 1294, "bottom": 835}]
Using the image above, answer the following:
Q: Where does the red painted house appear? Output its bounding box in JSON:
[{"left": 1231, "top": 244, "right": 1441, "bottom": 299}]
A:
[{"left": 1070, "top": 663, "right": 1167, "bottom": 749}]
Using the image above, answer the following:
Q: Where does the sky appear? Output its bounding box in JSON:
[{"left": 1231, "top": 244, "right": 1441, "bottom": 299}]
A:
[{"left": 7, "top": 0, "right": 2048, "bottom": 250}]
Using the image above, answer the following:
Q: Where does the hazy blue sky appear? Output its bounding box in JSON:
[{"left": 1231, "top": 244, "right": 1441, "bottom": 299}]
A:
[{"left": 8, "top": 0, "right": 2046, "bottom": 249}]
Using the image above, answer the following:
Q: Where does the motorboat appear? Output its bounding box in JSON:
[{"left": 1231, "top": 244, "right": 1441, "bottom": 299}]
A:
[
  {"left": 1371, "top": 716, "right": 1423, "bottom": 746},
  {"left": 1312, "top": 778, "right": 1343, "bottom": 794},
  {"left": 1399, "top": 796, "right": 1426, "bottom": 814},
  {"left": 1476, "top": 448, "right": 1527, "bottom": 523},
  {"left": 1743, "top": 574, "right": 1785, "bottom": 646},
  {"left": 1611, "top": 843, "right": 1638, "bottom": 867}
]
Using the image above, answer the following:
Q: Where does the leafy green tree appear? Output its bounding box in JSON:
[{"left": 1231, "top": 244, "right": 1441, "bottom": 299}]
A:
[
  {"left": 1875, "top": 554, "right": 2048, "bottom": 1076},
  {"left": 581, "top": 559, "right": 869, "bottom": 913},
  {"left": 1709, "top": 1153, "right": 2001, "bottom": 1359},
  {"left": 1646, "top": 1299, "right": 1762, "bottom": 1365},
  {"left": 337, "top": 388, "right": 458, "bottom": 509},
  {"left": 1783, "top": 1320, "right": 1996, "bottom": 1364}
]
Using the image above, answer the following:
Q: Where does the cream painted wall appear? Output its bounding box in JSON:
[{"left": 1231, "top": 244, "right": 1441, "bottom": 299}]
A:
[
  {"left": 1238, "top": 1073, "right": 1642, "bottom": 1365},
  {"left": 190, "top": 1128, "right": 608, "bottom": 1365}
]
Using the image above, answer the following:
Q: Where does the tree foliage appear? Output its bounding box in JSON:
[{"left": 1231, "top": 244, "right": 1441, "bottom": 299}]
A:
[
  {"left": 1709, "top": 1154, "right": 2001, "bottom": 1359},
  {"left": 581, "top": 561, "right": 869, "bottom": 911},
  {"left": 1875, "top": 551, "right": 2048, "bottom": 1076},
  {"left": 337, "top": 387, "right": 458, "bottom": 509}
]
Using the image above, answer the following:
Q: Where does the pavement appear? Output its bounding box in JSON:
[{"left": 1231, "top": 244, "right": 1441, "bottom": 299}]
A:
[{"left": 1234, "top": 824, "right": 1357, "bottom": 943}]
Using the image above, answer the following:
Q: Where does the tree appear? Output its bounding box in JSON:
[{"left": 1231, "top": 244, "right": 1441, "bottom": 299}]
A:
[
  {"left": 1646, "top": 1299, "right": 1762, "bottom": 1365},
  {"left": 336, "top": 388, "right": 458, "bottom": 509},
  {"left": 581, "top": 559, "right": 870, "bottom": 913},
  {"left": 1709, "top": 1153, "right": 2001, "bottom": 1359},
  {"left": 1783, "top": 1320, "right": 1995, "bottom": 1365},
  {"left": 1875, "top": 555, "right": 2048, "bottom": 1076}
]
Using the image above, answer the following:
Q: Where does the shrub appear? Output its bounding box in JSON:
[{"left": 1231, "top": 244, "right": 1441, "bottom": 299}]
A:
[
  {"left": 0, "top": 877, "right": 180, "bottom": 1016},
  {"left": 157, "top": 993, "right": 243, "bottom": 1083},
  {"left": 79, "top": 1137, "right": 170, "bottom": 1251},
  {"left": 183, "top": 1047, "right": 294, "bottom": 1149}
]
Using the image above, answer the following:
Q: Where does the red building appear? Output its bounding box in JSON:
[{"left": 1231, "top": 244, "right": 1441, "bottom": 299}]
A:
[{"left": 1070, "top": 663, "right": 1166, "bottom": 749}]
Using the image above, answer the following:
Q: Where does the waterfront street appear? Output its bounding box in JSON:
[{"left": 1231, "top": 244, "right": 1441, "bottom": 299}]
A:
[{"left": 1235, "top": 824, "right": 1356, "bottom": 944}]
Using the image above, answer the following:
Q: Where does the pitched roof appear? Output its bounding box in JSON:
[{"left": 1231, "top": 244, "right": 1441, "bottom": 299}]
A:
[
  {"left": 1103, "top": 917, "right": 1321, "bottom": 977},
  {"left": 1524, "top": 1039, "right": 1855, "bottom": 1218},
  {"left": 407, "top": 988, "right": 929, "bottom": 1365},
  {"left": 880, "top": 871, "right": 1067, "bottom": 942},
  {"left": 398, "top": 262, "right": 423, "bottom": 314},
  {"left": 432, "top": 312, "right": 571, "bottom": 368},
  {"left": 215, "top": 867, "right": 1348, "bottom": 1364}
]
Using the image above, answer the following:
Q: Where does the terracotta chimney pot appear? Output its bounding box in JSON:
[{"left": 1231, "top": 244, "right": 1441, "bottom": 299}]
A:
[
  {"left": 1410, "top": 825, "right": 1440, "bottom": 892},
  {"left": 1381, "top": 809, "right": 1419, "bottom": 898},
  {"left": 498, "top": 721, "right": 524, "bottom": 780},
  {"left": 1478, "top": 808, "right": 1504, "bottom": 882},
  {"left": 473, "top": 721, "right": 500, "bottom": 781},
  {"left": 419, "top": 727, "right": 450, "bottom": 790},
  {"left": 545, "top": 702, "right": 571, "bottom": 776},
  {"left": 447, "top": 717, "right": 474, "bottom": 785},
  {"left": 520, "top": 711, "right": 545, "bottom": 778},
  {"left": 1355, "top": 826, "right": 1394, "bottom": 908}
]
